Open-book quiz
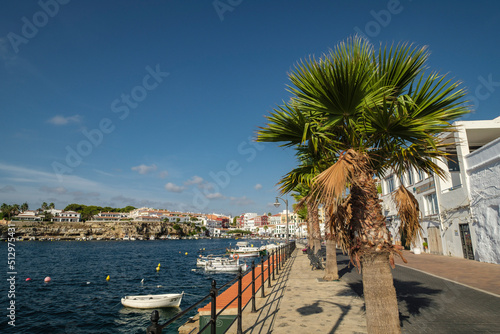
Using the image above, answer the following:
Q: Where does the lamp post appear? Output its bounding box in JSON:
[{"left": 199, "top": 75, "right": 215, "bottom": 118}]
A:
[{"left": 274, "top": 196, "right": 289, "bottom": 244}]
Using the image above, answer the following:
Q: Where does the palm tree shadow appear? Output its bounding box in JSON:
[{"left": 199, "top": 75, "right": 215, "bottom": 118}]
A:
[
  {"left": 340, "top": 278, "right": 442, "bottom": 328},
  {"left": 297, "top": 300, "right": 351, "bottom": 334}
]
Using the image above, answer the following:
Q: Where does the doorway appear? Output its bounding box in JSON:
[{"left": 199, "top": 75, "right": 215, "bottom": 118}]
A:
[{"left": 459, "top": 223, "right": 474, "bottom": 260}]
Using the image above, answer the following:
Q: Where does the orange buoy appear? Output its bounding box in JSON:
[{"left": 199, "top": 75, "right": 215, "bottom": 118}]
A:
[{"left": 44, "top": 277, "right": 51, "bottom": 282}]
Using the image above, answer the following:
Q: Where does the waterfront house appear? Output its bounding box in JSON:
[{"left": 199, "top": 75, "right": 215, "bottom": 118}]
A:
[
  {"left": 52, "top": 211, "right": 81, "bottom": 222},
  {"left": 380, "top": 116, "right": 500, "bottom": 262}
]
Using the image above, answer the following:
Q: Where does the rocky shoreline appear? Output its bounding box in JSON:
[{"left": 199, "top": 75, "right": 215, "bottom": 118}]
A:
[{"left": 1, "top": 220, "right": 202, "bottom": 241}]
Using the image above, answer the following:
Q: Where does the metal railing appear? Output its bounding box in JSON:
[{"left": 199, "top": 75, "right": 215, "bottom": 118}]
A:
[{"left": 146, "top": 241, "right": 296, "bottom": 334}]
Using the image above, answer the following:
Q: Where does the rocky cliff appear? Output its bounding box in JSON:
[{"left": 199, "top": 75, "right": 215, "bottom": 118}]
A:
[{"left": 1, "top": 220, "right": 203, "bottom": 240}]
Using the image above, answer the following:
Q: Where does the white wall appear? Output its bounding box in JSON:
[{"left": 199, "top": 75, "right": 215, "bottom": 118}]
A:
[{"left": 467, "top": 137, "right": 500, "bottom": 264}]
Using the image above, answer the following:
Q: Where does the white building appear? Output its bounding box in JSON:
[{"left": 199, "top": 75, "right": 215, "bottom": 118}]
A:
[
  {"left": 380, "top": 117, "right": 500, "bottom": 262},
  {"left": 52, "top": 211, "right": 81, "bottom": 222},
  {"left": 466, "top": 137, "right": 500, "bottom": 264},
  {"left": 12, "top": 210, "right": 42, "bottom": 221}
]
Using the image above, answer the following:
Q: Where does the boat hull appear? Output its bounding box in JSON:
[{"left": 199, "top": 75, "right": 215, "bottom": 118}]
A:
[{"left": 121, "top": 292, "right": 183, "bottom": 309}]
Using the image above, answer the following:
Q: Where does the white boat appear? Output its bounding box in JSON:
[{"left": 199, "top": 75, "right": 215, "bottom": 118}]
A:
[
  {"left": 121, "top": 292, "right": 184, "bottom": 309},
  {"left": 226, "top": 241, "right": 261, "bottom": 258},
  {"left": 259, "top": 243, "right": 282, "bottom": 252},
  {"left": 123, "top": 235, "right": 130, "bottom": 241},
  {"left": 197, "top": 255, "right": 237, "bottom": 267},
  {"left": 204, "top": 258, "right": 248, "bottom": 272}
]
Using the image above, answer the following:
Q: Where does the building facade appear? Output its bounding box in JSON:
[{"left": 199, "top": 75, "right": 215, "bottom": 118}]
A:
[{"left": 380, "top": 117, "right": 500, "bottom": 262}]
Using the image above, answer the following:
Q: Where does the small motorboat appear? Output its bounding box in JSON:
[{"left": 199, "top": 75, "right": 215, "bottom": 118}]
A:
[
  {"left": 196, "top": 254, "right": 236, "bottom": 267},
  {"left": 121, "top": 292, "right": 184, "bottom": 309},
  {"left": 226, "top": 241, "right": 260, "bottom": 258},
  {"left": 204, "top": 258, "right": 248, "bottom": 272}
]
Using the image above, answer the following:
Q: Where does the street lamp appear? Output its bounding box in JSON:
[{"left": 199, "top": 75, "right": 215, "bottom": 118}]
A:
[{"left": 274, "top": 196, "right": 289, "bottom": 244}]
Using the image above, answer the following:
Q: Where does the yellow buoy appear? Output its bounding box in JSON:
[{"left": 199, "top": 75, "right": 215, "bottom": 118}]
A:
[
  {"left": 156, "top": 266, "right": 160, "bottom": 272},
  {"left": 158, "top": 263, "right": 161, "bottom": 267},
  {"left": 185, "top": 252, "right": 188, "bottom": 255},
  {"left": 106, "top": 275, "right": 110, "bottom": 281}
]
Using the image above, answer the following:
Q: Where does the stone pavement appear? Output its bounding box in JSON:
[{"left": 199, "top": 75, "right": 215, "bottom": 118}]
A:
[{"left": 226, "top": 245, "right": 367, "bottom": 334}]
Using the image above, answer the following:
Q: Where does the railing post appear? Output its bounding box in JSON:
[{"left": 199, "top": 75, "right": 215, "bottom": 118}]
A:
[
  {"left": 237, "top": 267, "right": 243, "bottom": 334},
  {"left": 267, "top": 253, "right": 272, "bottom": 287},
  {"left": 260, "top": 256, "right": 265, "bottom": 298},
  {"left": 278, "top": 247, "right": 281, "bottom": 271},
  {"left": 146, "top": 310, "right": 163, "bottom": 334},
  {"left": 251, "top": 261, "right": 257, "bottom": 313},
  {"left": 272, "top": 250, "right": 275, "bottom": 281},
  {"left": 210, "top": 280, "right": 217, "bottom": 334}
]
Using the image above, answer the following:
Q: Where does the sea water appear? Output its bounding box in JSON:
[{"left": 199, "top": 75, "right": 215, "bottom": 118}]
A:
[{"left": 0, "top": 238, "right": 265, "bottom": 333}]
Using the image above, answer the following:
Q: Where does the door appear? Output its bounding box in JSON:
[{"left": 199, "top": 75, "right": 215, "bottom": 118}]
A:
[
  {"left": 427, "top": 226, "right": 443, "bottom": 255},
  {"left": 459, "top": 223, "right": 474, "bottom": 260}
]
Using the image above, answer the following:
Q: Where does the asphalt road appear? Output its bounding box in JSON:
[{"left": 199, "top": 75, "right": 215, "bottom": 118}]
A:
[{"left": 336, "top": 252, "right": 500, "bottom": 333}]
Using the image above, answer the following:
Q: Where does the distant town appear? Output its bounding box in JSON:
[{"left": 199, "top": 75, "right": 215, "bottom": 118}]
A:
[{"left": 0, "top": 203, "right": 313, "bottom": 241}]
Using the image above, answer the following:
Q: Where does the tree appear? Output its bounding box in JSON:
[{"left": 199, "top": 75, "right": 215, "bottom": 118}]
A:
[
  {"left": 49, "top": 203, "right": 55, "bottom": 210},
  {"left": 1, "top": 203, "right": 12, "bottom": 219},
  {"left": 257, "top": 37, "right": 469, "bottom": 333},
  {"left": 20, "top": 202, "right": 29, "bottom": 212},
  {"left": 11, "top": 204, "right": 20, "bottom": 217},
  {"left": 41, "top": 202, "right": 48, "bottom": 211}
]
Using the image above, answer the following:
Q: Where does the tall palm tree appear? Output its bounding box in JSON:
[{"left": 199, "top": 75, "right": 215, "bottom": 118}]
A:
[
  {"left": 257, "top": 37, "right": 469, "bottom": 333},
  {"left": 20, "top": 202, "right": 29, "bottom": 213},
  {"left": 1, "top": 203, "right": 12, "bottom": 219}
]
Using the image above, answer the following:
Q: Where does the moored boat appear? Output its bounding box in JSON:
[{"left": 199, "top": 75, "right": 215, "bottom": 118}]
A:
[
  {"left": 226, "top": 241, "right": 260, "bottom": 258},
  {"left": 121, "top": 292, "right": 184, "bottom": 309},
  {"left": 196, "top": 254, "right": 237, "bottom": 267},
  {"left": 204, "top": 258, "right": 248, "bottom": 272}
]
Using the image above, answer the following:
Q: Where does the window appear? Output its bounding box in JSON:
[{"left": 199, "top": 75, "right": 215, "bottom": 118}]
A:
[
  {"left": 386, "top": 176, "right": 395, "bottom": 193},
  {"left": 447, "top": 151, "right": 460, "bottom": 172},
  {"left": 406, "top": 170, "right": 414, "bottom": 186},
  {"left": 417, "top": 169, "right": 426, "bottom": 182},
  {"left": 424, "top": 193, "right": 438, "bottom": 215}
]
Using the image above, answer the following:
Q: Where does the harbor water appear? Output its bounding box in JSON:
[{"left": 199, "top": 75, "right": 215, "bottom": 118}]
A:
[{"left": 1, "top": 238, "right": 267, "bottom": 333}]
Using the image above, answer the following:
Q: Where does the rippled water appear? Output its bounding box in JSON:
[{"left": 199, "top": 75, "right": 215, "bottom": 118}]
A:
[{"left": 1, "top": 239, "right": 266, "bottom": 333}]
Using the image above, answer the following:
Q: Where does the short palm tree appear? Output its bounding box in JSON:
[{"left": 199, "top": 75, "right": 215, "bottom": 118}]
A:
[{"left": 257, "top": 36, "right": 469, "bottom": 333}]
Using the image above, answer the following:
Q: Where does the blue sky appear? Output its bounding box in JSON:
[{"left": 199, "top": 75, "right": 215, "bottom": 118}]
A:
[{"left": 1, "top": 0, "right": 499, "bottom": 216}]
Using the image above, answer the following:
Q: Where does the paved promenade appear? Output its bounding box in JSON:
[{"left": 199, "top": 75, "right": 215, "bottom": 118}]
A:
[
  {"left": 226, "top": 244, "right": 500, "bottom": 334},
  {"left": 227, "top": 245, "right": 367, "bottom": 333}
]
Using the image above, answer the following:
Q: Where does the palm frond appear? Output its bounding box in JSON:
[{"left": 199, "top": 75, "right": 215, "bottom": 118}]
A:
[{"left": 393, "top": 185, "right": 422, "bottom": 247}]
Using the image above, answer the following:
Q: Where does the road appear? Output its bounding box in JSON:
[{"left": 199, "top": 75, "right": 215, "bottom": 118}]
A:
[{"left": 336, "top": 252, "right": 500, "bottom": 333}]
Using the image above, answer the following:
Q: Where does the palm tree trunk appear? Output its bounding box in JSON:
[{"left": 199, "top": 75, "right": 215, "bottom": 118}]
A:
[
  {"left": 323, "top": 235, "right": 339, "bottom": 281},
  {"left": 362, "top": 253, "right": 400, "bottom": 334},
  {"left": 349, "top": 152, "right": 400, "bottom": 333},
  {"left": 308, "top": 202, "right": 321, "bottom": 253}
]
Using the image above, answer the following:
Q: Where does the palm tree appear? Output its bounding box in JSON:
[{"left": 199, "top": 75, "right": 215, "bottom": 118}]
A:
[
  {"left": 257, "top": 37, "right": 469, "bottom": 333},
  {"left": 20, "top": 202, "right": 29, "bottom": 212},
  {"left": 1, "top": 203, "right": 12, "bottom": 219}
]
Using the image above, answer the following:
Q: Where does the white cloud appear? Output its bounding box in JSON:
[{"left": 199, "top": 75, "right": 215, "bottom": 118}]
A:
[
  {"left": 164, "top": 182, "right": 185, "bottom": 193},
  {"left": 131, "top": 164, "right": 157, "bottom": 175},
  {"left": 47, "top": 115, "right": 82, "bottom": 125},
  {"left": 185, "top": 175, "right": 204, "bottom": 186},
  {"left": 229, "top": 196, "right": 255, "bottom": 206},
  {"left": 254, "top": 183, "right": 262, "bottom": 190},
  {"left": 159, "top": 171, "right": 169, "bottom": 179},
  {"left": 205, "top": 192, "right": 224, "bottom": 199}
]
